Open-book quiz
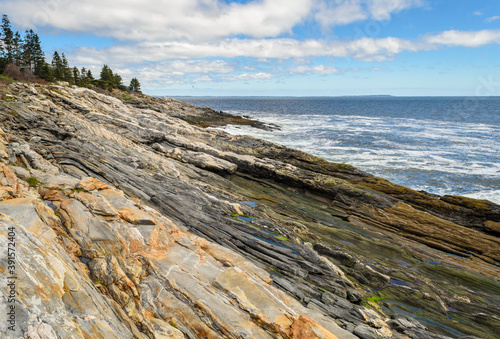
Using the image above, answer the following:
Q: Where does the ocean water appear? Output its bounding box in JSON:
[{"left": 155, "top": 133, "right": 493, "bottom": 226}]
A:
[{"left": 173, "top": 96, "right": 500, "bottom": 204}]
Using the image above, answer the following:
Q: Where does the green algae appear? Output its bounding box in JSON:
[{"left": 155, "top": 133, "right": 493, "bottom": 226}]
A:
[{"left": 227, "top": 166, "right": 500, "bottom": 339}]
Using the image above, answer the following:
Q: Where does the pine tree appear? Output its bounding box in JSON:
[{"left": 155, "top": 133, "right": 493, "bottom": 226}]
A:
[
  {"left": 61, "top": 53, "right": 73, "bottom": 83},
  {"left": 129, "top": 77, "right": 141, "bottom": 92},
  {"left": 22, "top": 29, "right": 45, "bottom": 75},
  {"left": 51, "top": 51, "right": 63, "bottom": 80},
  {"left": 12, "top": 31, "right": 21, "bottom": 65},
  {"left": 77, "top": 67, "right": 94, "bottom": 88},
  {"left": 37, "top": 61, "right": 54, "bottom": 81},
  {"left": 98, "top": 64, "right": 124, "bottom": 90},
  {"left": 0, "top": 14, "right": 15, "bottom": 72},
  {"left": 72, "top": 66, "right": 80, "bottom": 86},
  {"left": 111, "top": 73, "right": 123, "bottom": 89},
  {"left": 100, "top": 64, "right": 113, "bottom": 82}
]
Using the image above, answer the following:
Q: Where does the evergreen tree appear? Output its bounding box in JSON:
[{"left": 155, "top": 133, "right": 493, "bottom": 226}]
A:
[
  {"left": 0, "top": 17, "right": 140, "bottom": 88},
  {"left": 22, "top": 29, "right": 45, "bottom": 75},
  {"left": 100, "top": 64, "right": 113, "bottom": 82},
  {"left": 12, "top": 31, "right": 21, "bottom": 65},
  {"left": 72, "top": 66, "right": 80, "bottom": 86},
  {"left": 37, "top": 61, "right": 54, "bottom": 81},
  {"left": 98, "top": 64, "right": 125, "bottom": 90},
  {"left": 111, "top": 73, "right": 124, "bottom": 89},
  {"left": 129, "top": 77, "right": 141, "bottom": 92},
  {"left": 61, "top": 53, "right": 72, "bottom": 83},
  {"left": 74, "top": 67, "right": 94, "bottom": 88},
  {"left": 0, "top": 14, "right": 15, "bottom": 72},
  {"left": 51, "top": 51, "right": 63, "bottom": 80}
]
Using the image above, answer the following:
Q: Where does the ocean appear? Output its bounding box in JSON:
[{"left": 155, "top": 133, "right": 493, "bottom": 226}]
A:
[{"left": 173, "top": 96, "right": 500, "bottom": 204}]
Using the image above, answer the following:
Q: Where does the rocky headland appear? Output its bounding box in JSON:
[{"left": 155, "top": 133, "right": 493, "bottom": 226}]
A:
[{"left": 0, "top": 80, "right": 498, "bottom": 339}]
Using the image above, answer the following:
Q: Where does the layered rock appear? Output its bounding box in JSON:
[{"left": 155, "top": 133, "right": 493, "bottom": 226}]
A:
[
  {"left": 0, "top": 156, "right": 354, "bottom": 338},
  {"left": 0, "top": 81, "right": 498, "bottom": 338}
]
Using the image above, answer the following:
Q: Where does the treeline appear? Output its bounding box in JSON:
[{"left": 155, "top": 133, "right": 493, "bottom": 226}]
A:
[{"left": 0, "top": 14, "right": 141, "bottom": 93}]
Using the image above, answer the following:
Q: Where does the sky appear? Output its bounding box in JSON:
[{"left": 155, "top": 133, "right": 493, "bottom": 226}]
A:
[{"left": 2, "top": 0, "right": 500, "bottom": 96}]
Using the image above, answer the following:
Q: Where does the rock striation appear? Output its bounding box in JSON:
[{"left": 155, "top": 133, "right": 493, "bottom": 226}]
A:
[{"left": 0, "top": 81, "right": 498, "bottom": 338}]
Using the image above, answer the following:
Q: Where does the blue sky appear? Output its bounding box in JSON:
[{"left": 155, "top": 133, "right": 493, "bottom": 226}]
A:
[{"left": 2, "top": 0, "right": 500, "bottom": 96}]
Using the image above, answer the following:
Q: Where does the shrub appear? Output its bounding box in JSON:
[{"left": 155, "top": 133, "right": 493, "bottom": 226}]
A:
[
  {"left": 2, "top": 63, "right": 49, "bottom": 84},
  {"left": 3, "top": 63, "right": 23, "bottom": 81},
  {"left": 27, "top": 176, "right": 39, "bottom": 187}
]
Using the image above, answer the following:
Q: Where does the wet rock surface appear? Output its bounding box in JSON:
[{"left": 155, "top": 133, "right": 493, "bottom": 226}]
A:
[{"left": 0, "top": 82, "right": 498, "bottom": 338}]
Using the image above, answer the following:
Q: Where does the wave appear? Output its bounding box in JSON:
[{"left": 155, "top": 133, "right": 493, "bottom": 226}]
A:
[{"left": 202, "top": 99, "right": 500, "bottom": 204}]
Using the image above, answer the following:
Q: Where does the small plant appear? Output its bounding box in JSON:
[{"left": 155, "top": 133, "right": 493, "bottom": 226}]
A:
[
  {"left": 93, "top": 279, "right": 105, "bottom": 285},
  {"left": 71, "top": 185, "right": 85, "bottom": 193},
  {"left": 27, "top": 176, "right": 39, "bottom": 188},
  {"left": 168, "top": 320, "right": 178, "bottom": 329},
  {"left": 121, "top": 93, "right": 133, "bottom": 101},
  {"left": 97, "top": 248, "right": 108, "bottom": 256},
  {"left": 362, "top": 294, "right": 388, "bottom": 307}
]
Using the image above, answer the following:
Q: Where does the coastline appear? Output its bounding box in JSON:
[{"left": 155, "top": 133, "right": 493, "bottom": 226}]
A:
[
  {"left": 176, "top": 95, "right": 500, "bottom": 204},
  {"left": 0, "top": 81, "right": 499, "bottom": 338}
]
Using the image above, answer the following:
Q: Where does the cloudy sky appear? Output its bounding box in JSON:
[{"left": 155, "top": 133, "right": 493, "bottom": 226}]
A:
[{"left": 2, "top": 0, "right": 500, "bottom": 96}]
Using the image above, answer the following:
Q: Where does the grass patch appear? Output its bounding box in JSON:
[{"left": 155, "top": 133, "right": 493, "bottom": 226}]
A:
[
  {"left": 0, "top": 74, "right": 14, "bottom": 84},
  {"left": 121, "top": 93, "right": 134, "bottom": 101},
  {"left": 27, "top": 176, "right": 39, "bottom": 188}
]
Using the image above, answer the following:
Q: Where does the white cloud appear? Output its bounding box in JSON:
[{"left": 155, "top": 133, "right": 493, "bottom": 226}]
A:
[
  {"left": 224, "top": 73, "right": 273, "bottom": 81},
  {"left": 89, "top": 60, "right": 233, "bottom": 87},
  {"left": 3, "top": 0, "right": 313, "bottom": 42},
  {"left": 291, "top": 65, "right": 341, "bottom": 74},
  {"left": 485, "top": 16, "right": 500, "bottom": 23},
  {"left": 315, "top": 0, "right": 367, "bottom": 26},
  {"left": 425, "top": 29, "right": 500, "bottom": 47},
  {"left": 313, "top": 0, "right": 424, "bottom": 27},
  {"left": 473, "top": 11, "right": 483, "bottom": 16},
  {"left": 192, "top": 75, "right": 214, "bottom": 83},
  {"left": 2, "top": 0, "right": 426, "bottom": 42},
  {"left": 368, "top": 0, "right": 424, "bottom": 20},
  {"left": 69, "top": 36, "right": 422, "bottom": 67},
  {"left": 157, "top": 60, "right": 234, "bottom": 75}
]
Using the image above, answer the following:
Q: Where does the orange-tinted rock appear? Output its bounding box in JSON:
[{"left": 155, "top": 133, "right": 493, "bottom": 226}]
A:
[
  {"left": 43, "top": 189, "right": 64, "bottom": 201},
  {"left": 0, "top": 164, "right": 22, "bottom": 199},
  {"left": 119, "top": 207, "right": 156, "bottom": 225},
  {"left": 289, "top": 315, "right": 338, "bottom": 339},
  {"left": 77, "top": 177, "right": 110, "bottom": 191}
]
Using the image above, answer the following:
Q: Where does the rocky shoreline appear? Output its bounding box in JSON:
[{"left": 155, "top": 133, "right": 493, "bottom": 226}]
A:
[{"left": 0, "top": 81, "right": 498, "bottom": 338}]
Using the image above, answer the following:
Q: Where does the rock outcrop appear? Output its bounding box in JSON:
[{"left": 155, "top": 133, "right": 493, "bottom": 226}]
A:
[{"left": 0, "top": 82, "right": 498, "bottom": 339}]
